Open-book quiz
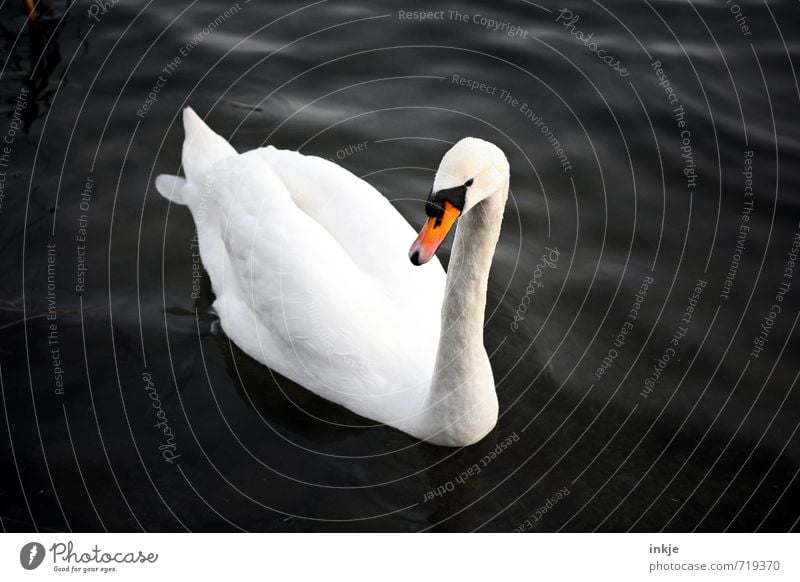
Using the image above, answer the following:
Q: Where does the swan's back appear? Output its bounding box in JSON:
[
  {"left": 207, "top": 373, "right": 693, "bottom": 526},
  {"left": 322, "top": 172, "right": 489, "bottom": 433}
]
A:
[
  {"left": 155, "top": 108, "right": 446, "bottom": 423},
  {"left": 260, "top": 147, "right": 448, "bottom": 296},
  {"left": 159, "top": 109, "right": 443, "bottom": 297}
]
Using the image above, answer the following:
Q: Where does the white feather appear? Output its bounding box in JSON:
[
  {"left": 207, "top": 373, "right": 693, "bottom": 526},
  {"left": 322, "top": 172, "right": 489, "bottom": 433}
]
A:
[{"left": 156, "top": 107, "right": 509, "bottom": 446}]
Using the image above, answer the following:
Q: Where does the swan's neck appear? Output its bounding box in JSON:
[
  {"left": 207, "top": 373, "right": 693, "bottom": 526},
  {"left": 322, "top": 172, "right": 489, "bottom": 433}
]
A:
[{"left": 424, "top": 182, "right": 507, "bottom": 445}]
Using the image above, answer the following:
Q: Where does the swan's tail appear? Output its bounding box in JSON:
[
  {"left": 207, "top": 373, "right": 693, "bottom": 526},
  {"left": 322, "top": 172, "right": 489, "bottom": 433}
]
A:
[
  {"left": 155, "top": 174, "right": 189, "bottom": 204},
  {"left": 155, "top": 107, "right": 237, "bottom": 205}
]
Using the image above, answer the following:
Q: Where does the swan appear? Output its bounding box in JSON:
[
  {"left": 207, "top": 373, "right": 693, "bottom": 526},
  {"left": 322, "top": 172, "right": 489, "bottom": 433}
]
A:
[{"left": 155, "top": 108, "right": 509, "bottom": 446}]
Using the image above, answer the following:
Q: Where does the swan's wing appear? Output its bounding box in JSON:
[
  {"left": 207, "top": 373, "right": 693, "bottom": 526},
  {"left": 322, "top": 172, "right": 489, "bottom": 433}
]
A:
[
  {"left": 257, "top": 146, "right": 445, "bottom": 301},
  {"left": 169, "top": 107, "right": 444, "bottom": 305},
  {"left": 197, "top": 151, "right": 437, "bottom": 415}
]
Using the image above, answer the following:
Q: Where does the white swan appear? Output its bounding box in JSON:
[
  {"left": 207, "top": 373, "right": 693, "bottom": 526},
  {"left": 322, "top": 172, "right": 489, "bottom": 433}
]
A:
[{"left": 156, "top": 108, "right": 509, "bottom": 446}]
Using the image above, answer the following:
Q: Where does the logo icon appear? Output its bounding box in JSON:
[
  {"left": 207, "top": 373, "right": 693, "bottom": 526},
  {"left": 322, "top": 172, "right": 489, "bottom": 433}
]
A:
[{"left": 20, "top": 542, "right": 45, "bottom": 570}]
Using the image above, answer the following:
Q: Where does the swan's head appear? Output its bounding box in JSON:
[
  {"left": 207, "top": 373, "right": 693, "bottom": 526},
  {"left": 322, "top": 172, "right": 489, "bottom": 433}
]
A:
[{"left": 409, "top": 137, "right": 509, "bottom": 265}]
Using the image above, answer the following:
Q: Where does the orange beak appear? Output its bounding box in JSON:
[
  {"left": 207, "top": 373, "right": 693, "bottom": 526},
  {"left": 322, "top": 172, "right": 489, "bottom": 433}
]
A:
[{"left": 409, "top": 201, "right": 461, "bottom": 265}]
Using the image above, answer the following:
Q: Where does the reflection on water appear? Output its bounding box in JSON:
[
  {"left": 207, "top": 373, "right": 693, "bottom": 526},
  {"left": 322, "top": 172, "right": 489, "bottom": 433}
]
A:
[{"left": 0, "top": 0, "right": 799, "bottom": 532}]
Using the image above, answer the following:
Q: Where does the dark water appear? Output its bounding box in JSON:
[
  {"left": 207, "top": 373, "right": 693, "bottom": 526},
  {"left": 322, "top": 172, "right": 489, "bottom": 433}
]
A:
[{"left": 2, "top": 0, "right": 799, "bottom": 532}]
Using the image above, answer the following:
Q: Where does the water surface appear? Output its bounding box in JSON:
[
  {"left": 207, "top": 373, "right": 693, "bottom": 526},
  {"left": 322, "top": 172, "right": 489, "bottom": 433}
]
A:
[{"left": 1, "top": 0, "right": 799, "bottom": 532}]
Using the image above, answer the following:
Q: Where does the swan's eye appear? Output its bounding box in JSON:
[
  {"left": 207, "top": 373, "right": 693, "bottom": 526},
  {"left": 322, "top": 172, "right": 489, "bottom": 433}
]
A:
[
  {"left": 465, "top": 179, "right": 474, "bottom": 187},
  {"left": 426, "top": 184, "right": 468, "bottom": 219}
]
